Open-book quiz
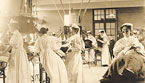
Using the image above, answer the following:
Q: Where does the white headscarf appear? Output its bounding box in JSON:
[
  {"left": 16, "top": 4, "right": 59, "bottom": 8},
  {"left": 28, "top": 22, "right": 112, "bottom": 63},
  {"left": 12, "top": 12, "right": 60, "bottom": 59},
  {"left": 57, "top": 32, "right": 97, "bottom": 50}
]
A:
[
  {"left": 99, "top": 30, "right": 107, "bottom": 38},
  {"left": 99, "top": 30, "right": 109, "bottom": 45},
  {"left": 121, "top": 23, "right": 133, "bottom": 31},
  {"left": 71, "top": 23, "right": 80, "bottom": 37},
  {"left": 68, "top": 23, "right": 85, "bottom": 50}
]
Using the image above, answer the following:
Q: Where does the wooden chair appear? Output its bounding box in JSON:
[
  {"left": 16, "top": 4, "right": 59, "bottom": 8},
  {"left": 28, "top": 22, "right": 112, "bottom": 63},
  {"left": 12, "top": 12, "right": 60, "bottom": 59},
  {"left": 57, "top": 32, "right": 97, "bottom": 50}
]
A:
[
  {"left": 0, "top": 61, "right": 7, "bottom": 83},
  {"left": 94, "top": 49, "right": 102, "bottom": 66}
]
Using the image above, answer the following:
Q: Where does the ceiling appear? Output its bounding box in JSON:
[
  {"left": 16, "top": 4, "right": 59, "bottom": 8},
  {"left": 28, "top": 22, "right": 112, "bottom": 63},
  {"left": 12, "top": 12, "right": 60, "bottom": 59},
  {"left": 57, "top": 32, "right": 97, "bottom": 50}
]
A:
[
  {"left": 33, "top": 0, "right": 129, "bottom": 5},
  {"left": 32, "top": 0, "right": 145, "bottom": 11}
]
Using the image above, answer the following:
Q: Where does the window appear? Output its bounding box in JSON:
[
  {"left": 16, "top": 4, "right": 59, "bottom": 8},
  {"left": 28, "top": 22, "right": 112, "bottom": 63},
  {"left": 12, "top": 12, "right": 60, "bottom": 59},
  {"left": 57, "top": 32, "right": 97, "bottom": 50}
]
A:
[{"left": 93, "top": 8, "right": 118, "bottom": 40}]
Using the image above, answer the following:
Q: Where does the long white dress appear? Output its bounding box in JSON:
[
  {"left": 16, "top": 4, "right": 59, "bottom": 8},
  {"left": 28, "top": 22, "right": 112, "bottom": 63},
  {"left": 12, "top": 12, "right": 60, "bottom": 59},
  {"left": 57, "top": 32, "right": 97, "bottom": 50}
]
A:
[
  {"left": 101, "top": 36, "right": 111, "bottom": 65},
  {"left": 65, "top": 34, "right": 84, "bottom": 83},
  {"left": 34, "top": 34, "right": 68, "bottom": 83},
  {"left": 7, "top": 30, "right": 31, "bottom": 83}
]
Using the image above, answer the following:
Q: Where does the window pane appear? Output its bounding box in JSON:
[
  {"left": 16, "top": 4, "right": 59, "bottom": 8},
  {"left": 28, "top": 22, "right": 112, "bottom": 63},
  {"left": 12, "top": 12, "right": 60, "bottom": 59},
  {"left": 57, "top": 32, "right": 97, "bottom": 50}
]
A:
[
  {"left": 113, "top": 9, "right": 116, "bottom": 14},
  {"left": 101, "top": 15, "right": 104, "bottom": 19},
  {"left": 95, "top": 23, "right": 99, "bottom": 29},
  {"left": 100, "top": 23, "right": 104, "bottom": 29},
  {"left": 106, "top": 23, "right": 110, "bottom": 29},
  {"left": 106, "top": 14, "right": 109, "bottom": 19},
  {"left": 94, "top": 10, "right": 98, "bottom": 15},
  {"left": 95, "top": 30, "right": 100, "bottom": 35},
  {"left": 110, "top": 9, "right": 113, "bottom": 14},
  {"left": 108, "top": 9, "right": 111, "bottom": 14},
  {"left": 112, "top": 14, "right": 116, "bottom": 18},
  {"left": 106, "top": 9, "right": 116, "bottom": 19},
  {"left": 106, "top": 29, "right": 111, "bottom": 35},
  {"left": 98, "top": 15, "right": 101, "bottom": 20},
  {"left": 101, "top": 10, "right": 104, "bottom": 14},
  {"left": 94, "top": 16, "right": 98, "bottom": 20},
  {"left": 98, "top": 10, "right": 100, "bottom": 15},
  {"left": 110, "top": 29, "right": 115, "bottom": 35},
  {"left": 106, "top": 9, "right": 109, "bottom": 14},
  {"left": 111, "top": 23, "right": 115, "bottom": 28}
]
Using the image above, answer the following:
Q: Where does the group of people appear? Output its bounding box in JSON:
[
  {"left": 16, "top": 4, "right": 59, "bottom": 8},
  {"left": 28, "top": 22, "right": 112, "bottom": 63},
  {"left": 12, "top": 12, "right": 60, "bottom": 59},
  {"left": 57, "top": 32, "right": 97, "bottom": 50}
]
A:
[
  {"left": 0, "top": 17, "right": 145, "bottom": 83},
  {"left": 0, "top": 19, "right": 85, "bottom": 83},
  {"left": 34, "top": 23, "right": 85, "bottom": 83},
  {"left": 84, "top": 30, "right": 111, "bottom": 66}
]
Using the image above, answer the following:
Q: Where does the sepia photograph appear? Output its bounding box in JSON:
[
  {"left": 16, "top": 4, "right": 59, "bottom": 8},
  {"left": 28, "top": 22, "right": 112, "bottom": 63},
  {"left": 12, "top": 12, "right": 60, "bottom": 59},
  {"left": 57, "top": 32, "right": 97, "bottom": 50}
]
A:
[{"left": 0, "top": 0, "right": 145, "bottom": 83}]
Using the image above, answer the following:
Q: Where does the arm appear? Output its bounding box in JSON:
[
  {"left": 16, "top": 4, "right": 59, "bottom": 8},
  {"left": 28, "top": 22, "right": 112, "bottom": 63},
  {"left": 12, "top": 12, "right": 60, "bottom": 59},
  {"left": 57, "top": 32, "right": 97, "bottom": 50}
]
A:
[
  {"left": 97, "top": 37, "right": 108, "bottom": 44},
  {"left": 114, "top": 41, "right": 134, "bottom": 57},
  {"left": 97, "top": 39, "right": 105, "bottom": 43}
]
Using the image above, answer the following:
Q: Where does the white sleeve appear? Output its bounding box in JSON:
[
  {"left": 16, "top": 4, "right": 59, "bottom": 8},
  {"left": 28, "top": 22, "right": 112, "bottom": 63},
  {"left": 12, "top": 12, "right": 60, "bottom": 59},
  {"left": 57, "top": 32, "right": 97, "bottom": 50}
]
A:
[{"left": 113, "top": 40, "right": 124, "bottom": 57}]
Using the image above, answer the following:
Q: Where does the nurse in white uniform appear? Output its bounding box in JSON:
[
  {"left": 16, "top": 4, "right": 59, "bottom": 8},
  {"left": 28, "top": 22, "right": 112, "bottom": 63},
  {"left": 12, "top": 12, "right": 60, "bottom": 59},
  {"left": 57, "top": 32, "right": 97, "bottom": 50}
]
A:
[
  {"left": 34, "top": 27, "right": 68, "bottom": 83},
  {"left": 0, "top": 19, "right": 31, "bottom": 83},
  {"left": 97, "top": 30, "right": 111, "bottom": 66},
  {"left": 65, "top": 24, "right": 84, "bottom": 83}
]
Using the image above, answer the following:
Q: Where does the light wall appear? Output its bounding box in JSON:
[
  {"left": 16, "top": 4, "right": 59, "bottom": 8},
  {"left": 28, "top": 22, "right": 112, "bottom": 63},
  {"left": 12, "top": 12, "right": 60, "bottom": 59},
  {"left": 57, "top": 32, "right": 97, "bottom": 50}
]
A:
[
  {"left": 37, "top": 7, "right": 145, "bottom": 33},
  {"left": 118, "top": 7, "right": 145, "bottom": 31},
  {"left": 37, "top": 9, "right": 93, "bottom": 32}
]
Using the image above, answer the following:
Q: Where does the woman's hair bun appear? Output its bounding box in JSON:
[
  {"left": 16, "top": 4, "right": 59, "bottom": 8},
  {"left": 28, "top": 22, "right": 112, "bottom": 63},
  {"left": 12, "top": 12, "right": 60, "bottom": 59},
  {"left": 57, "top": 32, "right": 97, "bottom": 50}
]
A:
[
  {"left": 39, "top": 27, "right": 48, "bottom": 34},
  {"left": 46, "top": 28, "right": 48, "bottom": 31}
]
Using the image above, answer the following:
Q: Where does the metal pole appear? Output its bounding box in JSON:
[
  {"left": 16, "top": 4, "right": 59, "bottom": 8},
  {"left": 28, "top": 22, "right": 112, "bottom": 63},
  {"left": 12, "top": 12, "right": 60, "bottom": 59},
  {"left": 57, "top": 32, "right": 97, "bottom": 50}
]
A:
[
  {"left": 59, "top": 0, "right": 66, "bottom": 15},
  {"left": 50, "top": 0, "right": 64, "bottom": 24},
  {"left": 81, "top": 0, "right": 91, "bottom": 22},
  {"left": 78, "top": 0, "right": 83, "bottom": 23}
]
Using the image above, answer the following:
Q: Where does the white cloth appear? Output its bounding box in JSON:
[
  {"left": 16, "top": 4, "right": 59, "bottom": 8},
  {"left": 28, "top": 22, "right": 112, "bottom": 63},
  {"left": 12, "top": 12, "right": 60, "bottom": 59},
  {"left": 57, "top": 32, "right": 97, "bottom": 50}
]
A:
[
  {"left": 101, "top": 36, "right": 111, "bottom": 65},
  {"left": 34, "top": 34, "right": 68, "bottom": 83},
  {"left": 6, "top": 30, "right": 31, "bottom": 83},
  {"left": 113, "top": 36, "right": 145, "bottom": 58},
  {"left": 65, "top": 34, "right": 84, "bottom": 83}
]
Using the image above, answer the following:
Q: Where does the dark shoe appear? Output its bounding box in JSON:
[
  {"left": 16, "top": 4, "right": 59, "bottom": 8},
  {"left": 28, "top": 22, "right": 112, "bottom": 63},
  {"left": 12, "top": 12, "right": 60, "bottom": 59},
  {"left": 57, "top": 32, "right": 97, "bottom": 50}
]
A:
[{"left": 102, "top": 65, "right": 108, "bottom": 67}]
